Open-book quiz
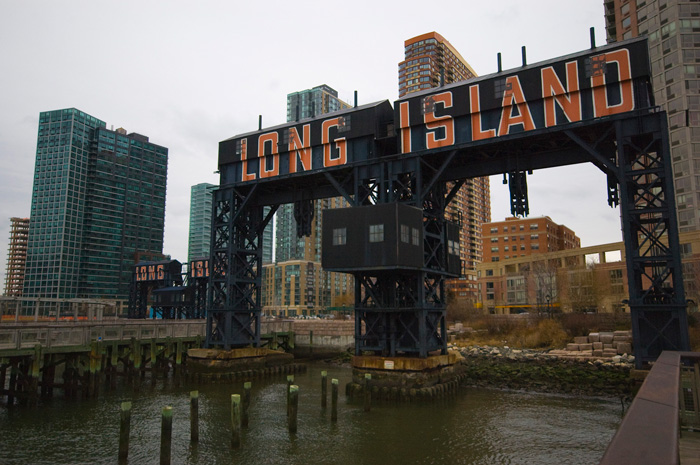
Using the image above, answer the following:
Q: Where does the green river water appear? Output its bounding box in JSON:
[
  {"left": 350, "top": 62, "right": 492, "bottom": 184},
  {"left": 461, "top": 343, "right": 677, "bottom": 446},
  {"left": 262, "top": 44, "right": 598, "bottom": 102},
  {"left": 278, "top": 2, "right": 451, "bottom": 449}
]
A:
[{"left": 0, "top": 362, "right": 622, "bottom": 464}]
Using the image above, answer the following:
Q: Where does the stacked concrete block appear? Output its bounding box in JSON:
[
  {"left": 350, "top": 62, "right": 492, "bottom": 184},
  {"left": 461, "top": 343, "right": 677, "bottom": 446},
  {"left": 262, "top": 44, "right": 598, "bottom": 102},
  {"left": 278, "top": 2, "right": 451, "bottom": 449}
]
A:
[
  {"left": 562, "top": 330, "right": 633, "bottom": 359},
  {"left": 613, "top": 330, "right": 633, "bottom": 355}
]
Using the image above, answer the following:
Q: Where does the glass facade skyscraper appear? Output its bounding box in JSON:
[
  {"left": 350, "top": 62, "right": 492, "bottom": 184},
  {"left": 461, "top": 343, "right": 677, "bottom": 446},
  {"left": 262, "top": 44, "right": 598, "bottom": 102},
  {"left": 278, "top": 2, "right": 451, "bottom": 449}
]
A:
[
  {"left": 188, "top": 183, "right": 215, "bottom": 262},
  {"left": 24, "top": 108, "right": 168, "bottom": 300},
  {"left": 286, "top": 84, "right": 351, "bottom": 122},
  {"left": 261, "top": 85, "right": 354, "bottom": 316}
]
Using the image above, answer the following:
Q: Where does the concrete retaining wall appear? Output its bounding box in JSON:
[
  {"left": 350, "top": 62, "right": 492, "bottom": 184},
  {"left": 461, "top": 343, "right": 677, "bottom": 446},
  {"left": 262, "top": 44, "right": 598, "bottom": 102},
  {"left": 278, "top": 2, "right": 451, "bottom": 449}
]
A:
[{"left": 291, "top": 319, "right": 355, "bottom": 351}]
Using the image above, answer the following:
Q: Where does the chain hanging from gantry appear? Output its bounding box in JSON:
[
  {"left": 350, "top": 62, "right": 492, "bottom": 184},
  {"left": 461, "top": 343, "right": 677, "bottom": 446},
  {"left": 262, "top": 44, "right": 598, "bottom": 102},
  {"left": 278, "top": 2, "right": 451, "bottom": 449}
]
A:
[{"left": 508, "top": 170, "right": 530, "bottom": 217}]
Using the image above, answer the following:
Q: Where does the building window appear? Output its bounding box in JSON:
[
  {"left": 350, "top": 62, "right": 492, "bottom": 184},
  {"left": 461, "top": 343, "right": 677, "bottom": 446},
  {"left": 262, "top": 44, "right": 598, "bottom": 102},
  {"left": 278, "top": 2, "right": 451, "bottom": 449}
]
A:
[
  {"left": 491, "top": 247, "right": 499, "bottom": 252},
  {"left": 531, "top": 234, "right": 539, "bottom": 240},
  {"left": 681, "top": 243, "right": 693, "bottom": 257},
  {"left": 369, "top": 224, "right": 384, "bottom": 243},
  {"left": 412, "top": 228, "right": 420, "bottom": 246},
  {"left": 530, "top": 224, "right": 539, "bottom": 230},
  {"left": 400, "top": 224, "right": 409, "bottom": 243},
  {"left": 332, "top": 228, "right": 346, "bottom": 246},
  {"left": 532, "top": 244, "right": 540, "bottom": 250},
  {"left": 448, "top": 240, "right": 459, "bottom": 255}
]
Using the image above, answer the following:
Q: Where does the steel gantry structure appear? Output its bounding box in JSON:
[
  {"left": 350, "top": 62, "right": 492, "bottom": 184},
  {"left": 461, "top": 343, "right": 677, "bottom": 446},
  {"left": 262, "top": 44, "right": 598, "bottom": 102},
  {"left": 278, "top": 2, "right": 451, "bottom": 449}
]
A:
[{"left": 211, "top": 37, "right": 689, "bottom": 367}]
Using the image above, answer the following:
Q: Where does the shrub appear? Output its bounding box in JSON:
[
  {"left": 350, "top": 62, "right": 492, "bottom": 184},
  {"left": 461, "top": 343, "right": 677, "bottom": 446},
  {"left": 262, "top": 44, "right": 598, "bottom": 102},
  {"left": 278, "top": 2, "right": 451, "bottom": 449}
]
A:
[{"left": 506, "top": 318, "right": 568, "bottom": 349}]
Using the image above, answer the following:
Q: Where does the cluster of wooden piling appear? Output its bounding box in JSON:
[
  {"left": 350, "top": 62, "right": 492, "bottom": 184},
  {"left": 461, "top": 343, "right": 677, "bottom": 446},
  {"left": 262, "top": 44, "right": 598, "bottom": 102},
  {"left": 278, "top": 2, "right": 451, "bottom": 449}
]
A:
[
  {"left": 346, "top": 372, "right": 468, "bottom": 403},
  {"left": 1, "top": 337, "right": 198, "bottom": 406},
  {"left": 118, "top": 371, "right": 341, "bottom": 463},
  {"left": 187, "top": 362, "right": 307, "bottom": 384}
]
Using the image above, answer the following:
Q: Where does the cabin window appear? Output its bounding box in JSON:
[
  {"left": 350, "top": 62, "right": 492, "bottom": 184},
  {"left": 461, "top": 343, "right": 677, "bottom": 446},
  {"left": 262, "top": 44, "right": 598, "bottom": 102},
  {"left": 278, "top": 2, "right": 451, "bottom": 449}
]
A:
[
  {"left": 332, "top": 227, "right": 346, "bottom": 246},
  {"left": 369, "top": 224, "right": 384, "bottom": 243}
]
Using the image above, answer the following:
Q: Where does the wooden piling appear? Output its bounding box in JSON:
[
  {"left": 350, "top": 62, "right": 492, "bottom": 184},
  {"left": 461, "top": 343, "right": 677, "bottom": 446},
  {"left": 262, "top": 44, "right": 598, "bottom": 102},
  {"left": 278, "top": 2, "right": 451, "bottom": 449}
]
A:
[
  {"left": 175, "top": 341, "right": 183, "bottom": 383},
  {"left": 8, "top": 363, "right": 18, "bottom": 406},
  {"left": 118, "top": 401, "right": 131, "bottom": 462},
  {"left": 89, "top": 341, "right": 98, "bottom": 397},
  {"left": 321, "top": 370, "right": 327, "bottom": 408},
  {"left": 0, "top": 363, "right": 6, "bottom": 400},
  {"left": 288, "top": 385, "right": 299, "bottom": 434},
  {"left": 190, "top": 391, "right": 199, "bottom": 443},
  {"left": 110, "top": 344, "right": 119, "bottom": 390},
  {"left": 364, "top": 373, "right": 371, "bottom": 412},
  {"left": 286, "top": 375, "right": 294, "bottom": 417},
  {"left": 242, "top": 382, "right": 251, "bottom": 428},
  {"left": 160, "top": 406, "right": 173, "bottom": 465},
  {"left": 331, "top": 378, "right": 338, "bottom": 422},
  {"left": 150, "top": 341, "right": 157, "bottom": 386},
  {"left": 231, "top": 394, "right": 241, "bottom": 449},
  {"left": 29, "top": 345, "right": 41, "bottom": 406}
]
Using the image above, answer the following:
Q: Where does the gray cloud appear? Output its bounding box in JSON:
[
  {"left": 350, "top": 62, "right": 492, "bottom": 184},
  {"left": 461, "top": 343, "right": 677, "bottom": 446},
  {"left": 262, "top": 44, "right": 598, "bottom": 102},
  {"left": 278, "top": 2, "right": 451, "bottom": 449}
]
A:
[{"left": 0, "top": 0, "right": 615, "bottom": 288}]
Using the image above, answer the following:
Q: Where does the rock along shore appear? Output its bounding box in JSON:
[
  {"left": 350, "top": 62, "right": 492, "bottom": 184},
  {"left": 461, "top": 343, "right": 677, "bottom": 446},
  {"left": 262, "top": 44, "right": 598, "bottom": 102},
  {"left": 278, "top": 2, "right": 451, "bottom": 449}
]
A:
[{"left": 454, "top": 344, "right": 639, "bottom": 397}]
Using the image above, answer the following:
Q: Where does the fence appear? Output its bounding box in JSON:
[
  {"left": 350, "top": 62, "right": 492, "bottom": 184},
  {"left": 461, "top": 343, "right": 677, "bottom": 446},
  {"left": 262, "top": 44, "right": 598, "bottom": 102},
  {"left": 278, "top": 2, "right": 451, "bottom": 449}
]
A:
[{"left": 0, "top": 296, "right": 127, "bottom": 323}]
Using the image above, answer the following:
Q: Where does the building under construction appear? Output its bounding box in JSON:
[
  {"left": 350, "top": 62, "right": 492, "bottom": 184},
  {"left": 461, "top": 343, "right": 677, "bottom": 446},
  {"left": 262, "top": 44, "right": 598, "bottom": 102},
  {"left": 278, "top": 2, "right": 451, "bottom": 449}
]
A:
[{"left": 4, "top": 217, "right": 29, "bottom": 296}]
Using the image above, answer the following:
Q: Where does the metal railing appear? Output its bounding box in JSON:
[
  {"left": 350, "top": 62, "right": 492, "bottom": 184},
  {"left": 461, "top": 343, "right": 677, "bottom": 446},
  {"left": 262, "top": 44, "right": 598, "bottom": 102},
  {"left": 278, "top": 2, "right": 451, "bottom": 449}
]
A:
[
  {"left": 0, "top": 319, "right": 294, "bottom": 352},
  {"left": 599, "top": 351, "right": 700, "bottom": 464},
  {"left": 0, "top": 296, "right": 127, "bottom": 323},
  {"left": 0, "top": 321, "right": 207, "bottom": 351}
]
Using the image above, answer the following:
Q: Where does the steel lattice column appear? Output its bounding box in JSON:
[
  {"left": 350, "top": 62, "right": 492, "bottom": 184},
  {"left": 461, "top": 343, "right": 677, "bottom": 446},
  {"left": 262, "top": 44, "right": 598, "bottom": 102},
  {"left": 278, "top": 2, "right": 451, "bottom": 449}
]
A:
[
  {"left": 616, "top": 112, "right": 689, "bottom": 367},
  {"left": 207, "top": 186, "right": 263, "bottom": 349},
  {"left": 127, "top": 279, "right": 149, "bottom": 319},
  {"left": 352, "top": 165, "right": 449, "bottom": 358}
]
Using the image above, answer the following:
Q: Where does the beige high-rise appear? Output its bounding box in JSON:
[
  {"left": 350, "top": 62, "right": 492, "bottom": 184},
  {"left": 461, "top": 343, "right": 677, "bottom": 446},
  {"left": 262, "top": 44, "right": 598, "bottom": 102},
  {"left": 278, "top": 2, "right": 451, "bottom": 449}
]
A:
[{"left": 399, "top": 32, "right": 491, "bottom": 302}]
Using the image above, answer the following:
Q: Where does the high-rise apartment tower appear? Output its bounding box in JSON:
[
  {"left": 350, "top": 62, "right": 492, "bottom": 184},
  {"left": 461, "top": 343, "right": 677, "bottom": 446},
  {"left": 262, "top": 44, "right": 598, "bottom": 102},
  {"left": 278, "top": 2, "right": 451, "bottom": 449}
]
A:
[
  {"left": 399, "top": 32, "right": 491, "bottom": 287},
  {"left": 188, "top": 183, "right": 216, "bottom": 262},
  {"left": 24, "top": 108, "right": 168, "bottom": 300},
  {"left": 605, "top": 0, "right": 700, "bottom": 231}
]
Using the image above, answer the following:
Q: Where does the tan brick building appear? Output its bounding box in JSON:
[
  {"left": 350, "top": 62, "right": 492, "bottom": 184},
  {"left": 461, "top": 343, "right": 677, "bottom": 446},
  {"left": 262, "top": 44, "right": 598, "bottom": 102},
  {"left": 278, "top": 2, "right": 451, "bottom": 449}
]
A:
[{"left": 483, "top": 216, "right": 580, "bottom": 263}]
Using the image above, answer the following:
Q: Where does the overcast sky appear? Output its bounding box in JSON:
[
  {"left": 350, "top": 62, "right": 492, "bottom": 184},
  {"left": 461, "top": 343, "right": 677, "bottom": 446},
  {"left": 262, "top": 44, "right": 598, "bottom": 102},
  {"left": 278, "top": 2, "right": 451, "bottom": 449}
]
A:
[{"left": 0, "top": 0, "right": 621, "bottom": 288}]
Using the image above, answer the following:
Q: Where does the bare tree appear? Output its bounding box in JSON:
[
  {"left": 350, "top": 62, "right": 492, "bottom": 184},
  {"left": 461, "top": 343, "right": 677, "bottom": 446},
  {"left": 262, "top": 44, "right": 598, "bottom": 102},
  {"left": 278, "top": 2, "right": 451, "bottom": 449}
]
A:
[
  {"left": 525, "top": 260, "right": 558, "bottom": 315},
  {"left": 562, "top": 259, "right": 601, "bottom": 313}
]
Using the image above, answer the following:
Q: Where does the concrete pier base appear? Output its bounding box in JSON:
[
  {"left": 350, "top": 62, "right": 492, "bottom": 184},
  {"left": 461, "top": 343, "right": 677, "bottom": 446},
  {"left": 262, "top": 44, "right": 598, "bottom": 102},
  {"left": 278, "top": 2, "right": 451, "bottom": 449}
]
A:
[
  {"left": 347, "top": 350, "right": 466, "bottom": 401},
  {"left": 187, "top": 348, "right": 294, "bottom": 374}
]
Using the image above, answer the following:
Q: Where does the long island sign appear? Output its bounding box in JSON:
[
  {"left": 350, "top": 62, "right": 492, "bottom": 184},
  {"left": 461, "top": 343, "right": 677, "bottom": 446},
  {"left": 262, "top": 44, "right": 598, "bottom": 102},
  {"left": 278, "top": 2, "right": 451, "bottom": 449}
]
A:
[{"left": 218, "top": 38, "right": 651, "bottom": 186}]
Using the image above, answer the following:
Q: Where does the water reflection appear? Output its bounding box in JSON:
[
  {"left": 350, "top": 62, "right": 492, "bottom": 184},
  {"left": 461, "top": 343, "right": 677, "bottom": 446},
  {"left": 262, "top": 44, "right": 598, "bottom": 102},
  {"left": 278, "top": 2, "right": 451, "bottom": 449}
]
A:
[{"left": 0, "top": 363, "right": 620, "bottom": 465}]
